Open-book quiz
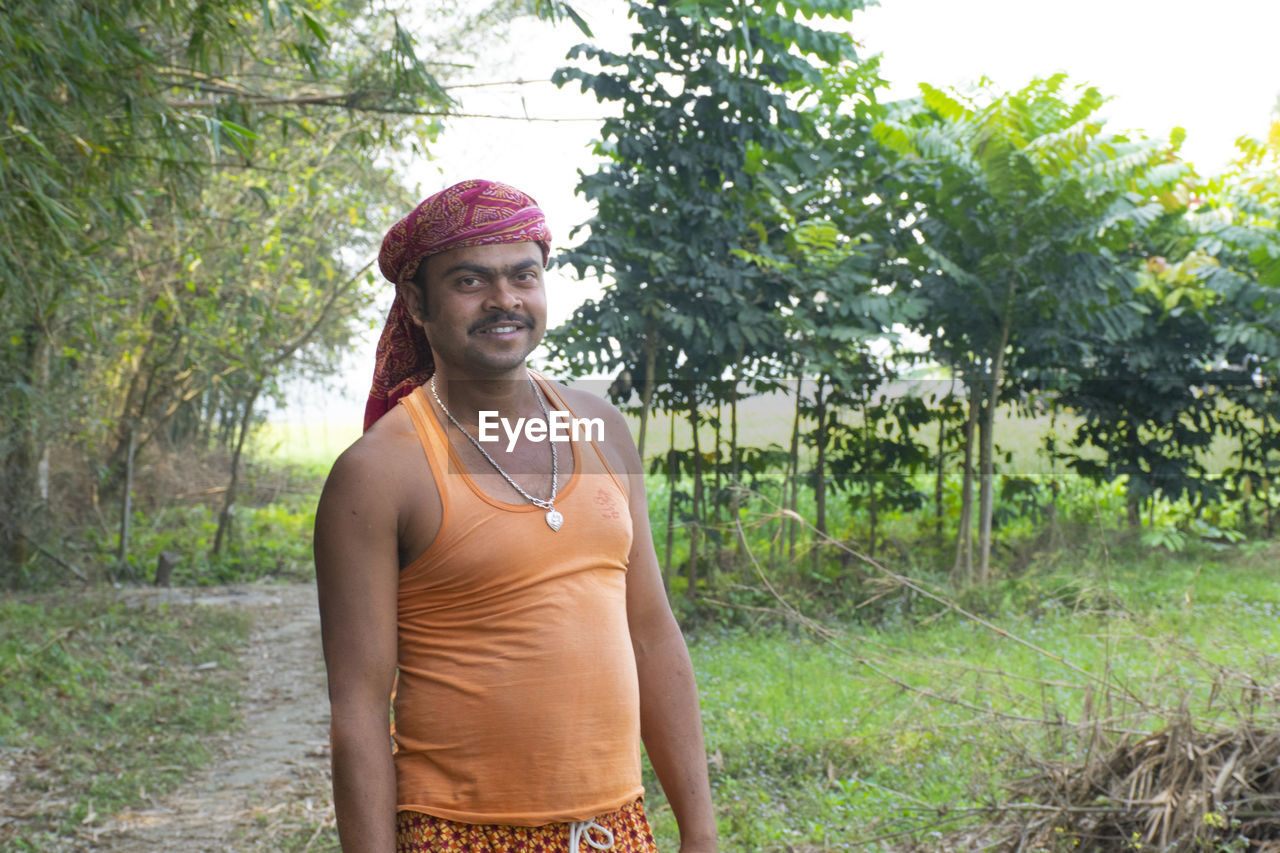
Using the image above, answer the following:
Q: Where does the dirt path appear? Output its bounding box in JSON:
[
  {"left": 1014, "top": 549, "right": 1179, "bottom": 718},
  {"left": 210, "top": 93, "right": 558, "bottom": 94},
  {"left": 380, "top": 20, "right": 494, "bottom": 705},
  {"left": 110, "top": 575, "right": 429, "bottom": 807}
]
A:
[{"left": 96, "top": 583, "right": 337, "bottom": 852}]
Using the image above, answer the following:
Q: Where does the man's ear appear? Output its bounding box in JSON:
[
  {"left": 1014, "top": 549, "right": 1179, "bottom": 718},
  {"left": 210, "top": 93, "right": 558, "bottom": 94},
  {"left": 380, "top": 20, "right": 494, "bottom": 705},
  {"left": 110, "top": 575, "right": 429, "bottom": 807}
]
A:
[{"left": 397, "top": 278, "right": 429, "bottom": 326}]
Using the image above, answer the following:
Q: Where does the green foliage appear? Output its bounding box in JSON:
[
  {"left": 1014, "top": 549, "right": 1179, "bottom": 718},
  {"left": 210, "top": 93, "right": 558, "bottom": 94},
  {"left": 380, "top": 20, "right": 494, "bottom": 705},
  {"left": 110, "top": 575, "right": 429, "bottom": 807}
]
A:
[
  {"left": 0, "top": 0, "right": 445, "bottom": 578},
  {"left": 92, "top": 457, "right": 321, "bottom": 586},
  {"left": 873, "top": 74, "right": 1201, "bottom": 578},
  {"left": 549, "top": 1, "right": 929, "bottom": 595},
  {"left": 105, "top": 501, "right": 316, "bottom": 586},
  {"left": 554, "top": 37, "right": 1280, "bottom": 595},
  {"left": 1048, "top": 121, "right": 1280, "bottom": 522},
  {"left": 550, "top": 0, "right": 863, "bottom": 396},
  {"left": 648, "top": 388, "right": 1280, "bottom": 626},
  {"left": 0, "top": 0, "right": 568, "bottom": 584}
]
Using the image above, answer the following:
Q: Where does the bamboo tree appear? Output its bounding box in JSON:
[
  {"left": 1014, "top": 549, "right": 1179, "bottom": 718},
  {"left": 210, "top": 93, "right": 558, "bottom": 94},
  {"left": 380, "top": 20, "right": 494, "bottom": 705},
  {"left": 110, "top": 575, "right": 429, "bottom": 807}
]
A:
[
  {"left": 212, "top": 381, "right": 262, "bottom": 558},
  {"left": 0, "top": 0, "right": 579, "bottom": 582}
]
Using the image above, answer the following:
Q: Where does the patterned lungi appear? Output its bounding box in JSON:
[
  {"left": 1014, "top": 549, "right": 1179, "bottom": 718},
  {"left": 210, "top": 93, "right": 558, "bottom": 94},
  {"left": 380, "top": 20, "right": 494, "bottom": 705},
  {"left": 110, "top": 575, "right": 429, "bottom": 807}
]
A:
[{"left": 395, "top": 797, "right": 658, "bottom": 852}]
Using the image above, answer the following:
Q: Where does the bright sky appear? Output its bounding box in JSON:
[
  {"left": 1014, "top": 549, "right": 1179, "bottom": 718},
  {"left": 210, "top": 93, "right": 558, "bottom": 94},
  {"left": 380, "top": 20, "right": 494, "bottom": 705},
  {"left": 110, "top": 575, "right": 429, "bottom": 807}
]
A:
[
  {"left": 277, "top": 0, "right": 1280, "bottom": 433},
  {"left": 861, "top": 0, "right": 1280, "bottom": 171}
]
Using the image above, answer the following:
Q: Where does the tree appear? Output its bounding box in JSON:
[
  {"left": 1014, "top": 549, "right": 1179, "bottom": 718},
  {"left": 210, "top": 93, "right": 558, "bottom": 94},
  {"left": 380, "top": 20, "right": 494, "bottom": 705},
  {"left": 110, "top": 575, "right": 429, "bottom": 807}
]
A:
[
  {"left": 1059, "top": 252, "right": 1240, "bottom": 528},
  {"left": 1155, "top": 120, "right": 1280, "bottom": 531},
  {"left": 0, "top": 0, "right": 455, "bottom": 578},
  {"left": 1036, "top": 114, "right": 1280, "bottom": 536},
  {"left": 549, "top": 0, "right": 861, "bottom": 593},
  {"left": 0, "top": 0, "right": 581, "bottom": 581},
  {"left": 875, "top": 74, "right": 1186, "bottom": 581},
  {"left": 736, "top": 60, "right": 924, "bottom": 565}
]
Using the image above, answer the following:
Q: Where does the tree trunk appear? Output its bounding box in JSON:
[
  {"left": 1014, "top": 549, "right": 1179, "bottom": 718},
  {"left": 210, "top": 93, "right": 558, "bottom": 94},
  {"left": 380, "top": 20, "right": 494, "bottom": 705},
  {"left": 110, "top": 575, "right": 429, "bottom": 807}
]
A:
[
  {"left": 977, "top": 282, "right": 1016, "bottom": 584},
  {"left": 787, "top": 375, "right": 804, "bottom": 561},
  {"left": 814, "top": 377, "right": 828, "bottom": 537},
  {"left": 862, "top": 383, "right": 878, "bottom": 560},
  {"left": 953, "top": 379, "right": 979, "bottom": 581},
  {"left": 1, "top": 440, "right": 35, "bottom": 570},
  {"left": 103, "top": 331, "right": 184, "bottom": 495},
  {"left": 116, "top": 426, "right": 137, "bottom": 577},
  {"left": 935, "top": 393, "right": 948, "bottom": 544},
  {"left": 712, "top": 401, "right": 723, "bottom": 575},
  {"left": 36, "top": 445, "right": 50, "bottom": 503},
  {"left": 3, "top": 326, "right": 51, "bottom": 574},
  {"left": 867, "top": 480, "right": 878, "bottom": 562},
  {"left": 1241, "top": 474, "right": 1253, "bottom": 531},
  {"left": 730, "top": 383, "right": 741, "bottom": 562},
  {"left": 868, "top": 481, "right": 879, "bottom": 561},
  {"left": 976, "top": 371, "right": 1003, "bottom": 584},
  {"left": 687, "top": 405, "right": 703, "bottom": 599},
  {"left": 813, "top": 375, "right": 828, "bottom": 573},
  {"left": 1044, "top": 402, "right": 1059, "bottom": 544},
  {"left": 212, "top": 384, "right": 261, "bottom": 557},
  {"left": 1265, "top": 476, "right": 1274, "bottom": 540},
  {"left": 1125, "top": 492, "right": 1141, "bottom": 530},
  {"left": 1262, "top": 414, "right": 1275, "bottom": 538},
  {"left": 662, "top": 410, "right": 676, "bottom": 588},
  {"left": 1125, "top": 421, "right": 1142, "bottom": 530},
  {"left": 636, "top": 322, "right": 658, "bottom": 459}
]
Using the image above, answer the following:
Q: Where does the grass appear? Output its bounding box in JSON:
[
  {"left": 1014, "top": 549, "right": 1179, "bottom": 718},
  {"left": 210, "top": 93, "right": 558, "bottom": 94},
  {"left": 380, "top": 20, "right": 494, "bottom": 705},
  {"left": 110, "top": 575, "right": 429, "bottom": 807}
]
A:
[
  {"left": 0, "top": 594, "right": 250, "bottom": 850},
  {"left": 639, "top": 539, "right": 1280, "bottom": 851},
  {"left": 15, "top": 535, "right": 1271, "bottom": 850}
]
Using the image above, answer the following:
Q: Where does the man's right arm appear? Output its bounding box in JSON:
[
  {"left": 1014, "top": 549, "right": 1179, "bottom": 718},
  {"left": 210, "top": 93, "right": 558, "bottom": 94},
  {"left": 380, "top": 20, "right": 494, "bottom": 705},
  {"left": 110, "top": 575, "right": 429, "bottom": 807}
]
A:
[{"left": 314, "top": 440, "right": 402, "bottom": 853}]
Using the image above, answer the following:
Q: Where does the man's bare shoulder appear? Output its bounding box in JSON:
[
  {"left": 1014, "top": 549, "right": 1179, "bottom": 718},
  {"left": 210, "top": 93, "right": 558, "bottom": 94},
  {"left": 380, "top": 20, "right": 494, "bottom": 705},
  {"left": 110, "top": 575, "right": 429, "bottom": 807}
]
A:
[
  {"left": 552, "top": 382, "right": 633, "bottom": 443},
  {"left": 317, "top": 402, "right": 441, "bottom": 569},
  {"left": 321, "top": 405, "right": 426, "bottom": 504},
  {"left": 548, "top": 380, "right": 644, "bottom": 484},
  {"left": 550, "top": 380, "right": 625, "bottom": 423}
]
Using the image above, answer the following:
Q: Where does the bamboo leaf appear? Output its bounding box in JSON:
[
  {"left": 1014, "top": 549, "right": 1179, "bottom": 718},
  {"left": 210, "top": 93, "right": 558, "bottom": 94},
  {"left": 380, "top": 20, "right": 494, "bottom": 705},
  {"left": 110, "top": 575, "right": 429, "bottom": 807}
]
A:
[
  {"left": 299, "top": 11, "right": 328, "bottom": 46},
  {"left": 218, "top": 119, "right": 261, "bottom": 141}
]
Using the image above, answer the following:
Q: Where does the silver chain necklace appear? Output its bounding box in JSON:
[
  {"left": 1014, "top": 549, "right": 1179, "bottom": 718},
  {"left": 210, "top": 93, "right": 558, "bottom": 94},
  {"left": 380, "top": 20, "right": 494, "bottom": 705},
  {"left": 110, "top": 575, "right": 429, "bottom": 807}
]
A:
[{"left": 429, "top": 375, "right": 564, "bottom": 532}]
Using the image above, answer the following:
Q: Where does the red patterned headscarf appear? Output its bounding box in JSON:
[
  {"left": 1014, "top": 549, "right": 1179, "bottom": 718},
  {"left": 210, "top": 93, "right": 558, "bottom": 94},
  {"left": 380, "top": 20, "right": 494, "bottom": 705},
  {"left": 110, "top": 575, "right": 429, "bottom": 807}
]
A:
[{"left": 364, "top": 179, "right": 552, "bottom": 431}]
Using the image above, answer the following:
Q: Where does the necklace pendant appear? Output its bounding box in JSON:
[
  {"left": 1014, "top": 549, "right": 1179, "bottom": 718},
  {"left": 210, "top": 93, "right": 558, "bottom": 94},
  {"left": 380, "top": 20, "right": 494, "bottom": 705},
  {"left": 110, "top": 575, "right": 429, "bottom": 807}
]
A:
[{"left": 545, "top": 509, "right": 564, "bottom": 532}]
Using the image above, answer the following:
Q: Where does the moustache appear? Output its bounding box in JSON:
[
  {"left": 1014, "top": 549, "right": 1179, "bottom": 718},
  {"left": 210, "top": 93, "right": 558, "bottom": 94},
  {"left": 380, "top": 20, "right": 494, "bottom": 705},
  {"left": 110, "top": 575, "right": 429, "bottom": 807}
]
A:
[{"left": 468, "top": 313, "right": 537, "bottom": 334}]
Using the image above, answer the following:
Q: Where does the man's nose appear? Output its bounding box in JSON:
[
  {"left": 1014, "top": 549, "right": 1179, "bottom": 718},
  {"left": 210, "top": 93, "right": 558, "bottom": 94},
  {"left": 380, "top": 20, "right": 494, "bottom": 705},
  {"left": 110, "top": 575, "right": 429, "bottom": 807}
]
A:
[{"left": 485, "top": 278, "right": 523, "bottom": 312}]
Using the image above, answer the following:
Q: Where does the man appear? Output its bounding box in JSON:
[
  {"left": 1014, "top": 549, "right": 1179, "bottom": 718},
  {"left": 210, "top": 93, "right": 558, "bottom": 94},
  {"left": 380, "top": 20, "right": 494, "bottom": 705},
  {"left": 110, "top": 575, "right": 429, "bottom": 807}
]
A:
[{"left": 314, "top": 179, "right": 718, "bottom": 853}]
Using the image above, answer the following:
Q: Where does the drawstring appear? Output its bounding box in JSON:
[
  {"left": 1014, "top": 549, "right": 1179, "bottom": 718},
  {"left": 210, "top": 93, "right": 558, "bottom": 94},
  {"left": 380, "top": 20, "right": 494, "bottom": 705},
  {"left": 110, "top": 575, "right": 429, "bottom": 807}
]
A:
[{"left": 568, "top": 819, "right": 614, "bottom": 852}]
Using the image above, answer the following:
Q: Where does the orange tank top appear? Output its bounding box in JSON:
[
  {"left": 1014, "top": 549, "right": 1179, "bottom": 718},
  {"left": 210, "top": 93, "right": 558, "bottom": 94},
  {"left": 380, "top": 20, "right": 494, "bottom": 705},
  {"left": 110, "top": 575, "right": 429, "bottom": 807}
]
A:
[{"left": 393, "top": 377, "right": 642, "bottom": 825}]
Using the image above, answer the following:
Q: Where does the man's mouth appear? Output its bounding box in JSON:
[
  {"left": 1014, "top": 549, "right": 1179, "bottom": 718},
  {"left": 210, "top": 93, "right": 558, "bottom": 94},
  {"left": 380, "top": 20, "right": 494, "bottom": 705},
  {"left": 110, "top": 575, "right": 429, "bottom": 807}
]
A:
[{"left": 470, "top": 315, "right": 535, "bottom": 336}]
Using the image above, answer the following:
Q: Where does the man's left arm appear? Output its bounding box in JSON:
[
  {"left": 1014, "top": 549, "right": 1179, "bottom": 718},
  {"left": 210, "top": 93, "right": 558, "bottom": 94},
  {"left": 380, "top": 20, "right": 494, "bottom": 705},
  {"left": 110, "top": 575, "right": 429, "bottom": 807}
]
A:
[{"left": 591, "top": 401, "right": 718, "bottom": 852}]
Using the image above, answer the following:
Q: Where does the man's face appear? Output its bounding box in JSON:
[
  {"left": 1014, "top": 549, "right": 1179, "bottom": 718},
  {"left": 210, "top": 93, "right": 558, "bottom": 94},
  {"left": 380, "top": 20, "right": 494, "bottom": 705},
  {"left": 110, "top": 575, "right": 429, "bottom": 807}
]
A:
[{"left": 415, "top": 241, "right": 547, "bottom": 377}]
